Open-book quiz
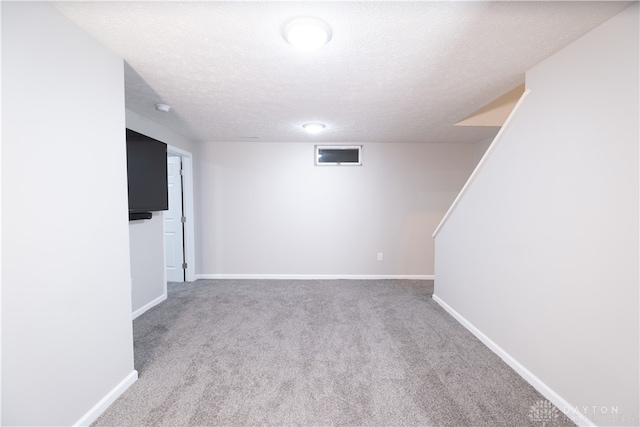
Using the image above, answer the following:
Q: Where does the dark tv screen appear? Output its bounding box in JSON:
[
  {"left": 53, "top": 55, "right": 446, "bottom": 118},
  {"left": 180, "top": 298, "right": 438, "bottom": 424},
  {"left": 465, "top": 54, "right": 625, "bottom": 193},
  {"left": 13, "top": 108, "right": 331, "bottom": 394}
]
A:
[{"left": 126, "top": 129, "right": 168, "bottom": 213}]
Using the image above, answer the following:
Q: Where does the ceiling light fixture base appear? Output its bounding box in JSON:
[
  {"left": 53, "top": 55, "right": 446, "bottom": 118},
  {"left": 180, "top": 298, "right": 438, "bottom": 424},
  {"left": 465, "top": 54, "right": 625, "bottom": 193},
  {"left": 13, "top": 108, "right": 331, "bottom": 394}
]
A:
[
  {"left": 283, "top": 17, "right": 332, "bottom": 51},
  {"left": 303, "top": 122, "right": 326, "bottom": 134},
  {"left": 155, "top": 103, "right": 171, "bottom": 112}
]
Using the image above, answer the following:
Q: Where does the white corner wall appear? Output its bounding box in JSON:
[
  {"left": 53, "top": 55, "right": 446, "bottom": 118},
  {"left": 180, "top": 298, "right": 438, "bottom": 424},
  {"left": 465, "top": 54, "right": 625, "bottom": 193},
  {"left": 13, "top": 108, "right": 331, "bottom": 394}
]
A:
[
  {"left": 128, "top": 212, "right": 166, "bottom": 318},
  {"left": 126, "top": 109, "right": 196, "bottom": 155},
  {"left": 433, "top": 4, "right": 638, "bottom": 426},
  {"left": 2, "top": 3, "right": 136, "bottom": 426},
  {"left": 197, "top": 141, "right": 475, "bottom": 278},
  {"left": 473, "top": 137, "right": 493, "bottom": 167}
]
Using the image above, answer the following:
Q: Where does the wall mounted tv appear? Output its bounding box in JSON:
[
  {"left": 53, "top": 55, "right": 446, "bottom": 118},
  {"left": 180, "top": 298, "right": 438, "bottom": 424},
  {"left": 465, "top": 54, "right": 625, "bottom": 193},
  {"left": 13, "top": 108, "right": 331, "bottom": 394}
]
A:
[{"left": 126, "top": 129, "right": 168, "bottom": 219}]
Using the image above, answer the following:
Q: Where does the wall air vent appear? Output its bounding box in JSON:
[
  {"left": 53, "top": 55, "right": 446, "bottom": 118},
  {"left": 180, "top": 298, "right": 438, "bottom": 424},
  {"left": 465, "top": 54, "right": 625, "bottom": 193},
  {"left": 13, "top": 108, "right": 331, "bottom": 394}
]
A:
[{"left": 315, "top": 145, "right": 362, "bottom": 166}]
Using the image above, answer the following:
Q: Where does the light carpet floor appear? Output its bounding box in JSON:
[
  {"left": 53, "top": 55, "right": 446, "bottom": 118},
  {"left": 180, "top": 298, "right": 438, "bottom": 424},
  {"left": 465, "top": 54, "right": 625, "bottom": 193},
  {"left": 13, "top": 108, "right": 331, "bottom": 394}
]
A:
[{"left": 93, "top": 279, "right": 575, "bottom": 426}]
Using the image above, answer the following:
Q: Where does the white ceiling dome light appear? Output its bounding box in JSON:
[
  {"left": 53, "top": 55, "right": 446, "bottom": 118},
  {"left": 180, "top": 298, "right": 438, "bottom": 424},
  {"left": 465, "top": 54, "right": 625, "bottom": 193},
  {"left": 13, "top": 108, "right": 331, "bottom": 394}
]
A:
[
  {"left": 303, "top": 123, "right": 326, "bottom": 134},
  {"left": 283, "top": 17, "right": 332, "bottom": 51},
  {"left": 155, "top": 103, "right": 171, "bottom": 112}
]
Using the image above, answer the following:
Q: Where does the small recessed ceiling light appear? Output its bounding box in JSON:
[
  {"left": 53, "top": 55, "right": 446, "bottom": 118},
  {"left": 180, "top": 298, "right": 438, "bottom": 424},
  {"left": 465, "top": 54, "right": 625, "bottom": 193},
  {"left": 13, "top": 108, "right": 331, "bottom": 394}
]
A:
[
  {"left": 155, "top": 103, "right": 171, "bottom": 112},
  {"left": 303, "top": 123, "right": 326, "bottom": 134},
  {"left": 283, "top": 17, "right": 332, "bottom": 51}
]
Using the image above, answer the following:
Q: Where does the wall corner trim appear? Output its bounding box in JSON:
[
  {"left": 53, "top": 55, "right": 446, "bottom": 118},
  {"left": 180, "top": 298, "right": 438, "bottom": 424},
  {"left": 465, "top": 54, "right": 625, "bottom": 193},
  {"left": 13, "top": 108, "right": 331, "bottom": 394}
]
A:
[
  {"left": 432, "top": 294, "right": 596, "bottom": 427},
  {"left": 432, "top": 89, "right": 533, "bottom": 238},
  {"left": 73, "top": 370, "right": 138, "bottom": 427},
  {"left": 195, "top": 274, "right": 434, "bottom": 281},
  {"left": 132, "top": 292, "right": 167, "bottom": 320}
]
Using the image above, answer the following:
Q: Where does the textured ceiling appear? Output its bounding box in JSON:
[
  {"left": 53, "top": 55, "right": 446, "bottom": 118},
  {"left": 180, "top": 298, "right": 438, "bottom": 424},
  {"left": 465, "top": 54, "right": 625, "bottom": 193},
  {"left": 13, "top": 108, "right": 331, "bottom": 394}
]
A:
[{"left": 53, "top": 1, "right": 630, "bottom": 143}]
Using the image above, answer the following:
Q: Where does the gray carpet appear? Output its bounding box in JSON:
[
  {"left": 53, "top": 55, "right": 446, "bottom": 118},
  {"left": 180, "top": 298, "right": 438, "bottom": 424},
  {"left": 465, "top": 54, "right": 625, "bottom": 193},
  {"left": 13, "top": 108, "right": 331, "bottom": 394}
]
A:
[{"left": 93, "top": 279, "right": 575, "bottom": 426}]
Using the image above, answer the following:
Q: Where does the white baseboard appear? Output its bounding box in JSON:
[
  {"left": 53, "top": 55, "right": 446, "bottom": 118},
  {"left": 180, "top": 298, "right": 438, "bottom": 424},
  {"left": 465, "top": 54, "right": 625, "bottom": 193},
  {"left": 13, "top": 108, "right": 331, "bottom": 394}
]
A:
[
  {"left": 132, "top": 292, "right": 167, "bottom": 320},
  {"left": 432, "top": 294, "right": 595, "bottom": 427},
  {"left": 73, "top": 370, "right": 138, "bottom": 427},
  {"left": 195, "top": 274, "right": 434, "bottom": 280}
]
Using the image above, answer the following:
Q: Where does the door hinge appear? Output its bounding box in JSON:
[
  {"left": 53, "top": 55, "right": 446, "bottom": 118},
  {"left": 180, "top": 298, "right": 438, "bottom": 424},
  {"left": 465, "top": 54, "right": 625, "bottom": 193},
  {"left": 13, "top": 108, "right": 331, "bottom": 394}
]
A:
[
  {"left": 181, "top": 216, "right": 186, "bottom": 223},
  {"left": 180, "top": 169, "right": 185, "bottom": 176},
  {"left": 182, "top": 262, "right": 188, "bottom": 269}
]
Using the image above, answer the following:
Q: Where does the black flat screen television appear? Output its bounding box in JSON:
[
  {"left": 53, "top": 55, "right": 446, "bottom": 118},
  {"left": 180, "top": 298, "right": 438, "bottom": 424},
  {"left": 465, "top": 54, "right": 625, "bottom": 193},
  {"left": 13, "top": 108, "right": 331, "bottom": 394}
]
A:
[{"left": 126, "top": 129, "right": 168, "bottom": 215}]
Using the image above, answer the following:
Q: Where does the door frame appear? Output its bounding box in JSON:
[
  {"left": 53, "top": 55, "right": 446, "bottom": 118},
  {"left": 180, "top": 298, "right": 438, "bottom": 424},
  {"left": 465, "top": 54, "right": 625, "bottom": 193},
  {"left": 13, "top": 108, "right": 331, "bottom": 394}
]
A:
[{"left": 165, "top": 145, "right": 196, "bottom": 282}]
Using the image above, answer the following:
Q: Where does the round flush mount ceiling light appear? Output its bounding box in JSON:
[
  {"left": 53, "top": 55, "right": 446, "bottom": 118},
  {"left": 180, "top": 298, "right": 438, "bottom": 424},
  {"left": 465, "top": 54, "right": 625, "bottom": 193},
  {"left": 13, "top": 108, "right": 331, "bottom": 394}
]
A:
[
  {"left": 303, "top": 122, "right": 326, "bottom": 134},
  {"left": 155, "top": 103, "right": 171, "bottom": 112},
  {"left": 283, "top": 17, "right": 332, "bottom": 50}
]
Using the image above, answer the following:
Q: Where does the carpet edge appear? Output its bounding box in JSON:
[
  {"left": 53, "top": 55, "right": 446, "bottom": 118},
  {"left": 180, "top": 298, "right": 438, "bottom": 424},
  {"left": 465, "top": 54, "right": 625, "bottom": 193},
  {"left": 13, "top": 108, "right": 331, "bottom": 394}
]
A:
[
  {"left": 432, "top": 294, "right": 593, "bottom": 427},
  {"left": 73, "top": 370, "right": 138, "bottom": 427}
]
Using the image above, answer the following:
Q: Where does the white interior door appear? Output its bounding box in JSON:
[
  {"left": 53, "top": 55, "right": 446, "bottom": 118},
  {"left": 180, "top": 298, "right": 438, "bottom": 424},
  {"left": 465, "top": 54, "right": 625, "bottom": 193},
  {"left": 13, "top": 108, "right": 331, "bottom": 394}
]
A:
[{"left": 165, "top": 155, "right": 185, "bottom": 282}]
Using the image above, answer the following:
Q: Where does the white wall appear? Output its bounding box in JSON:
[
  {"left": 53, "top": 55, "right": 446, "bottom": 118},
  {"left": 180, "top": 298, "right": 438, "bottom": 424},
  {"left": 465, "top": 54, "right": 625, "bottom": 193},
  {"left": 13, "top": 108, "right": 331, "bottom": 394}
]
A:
[
  {"left": 2, "top": 3, "right": 136, "bottom": 425},
  {"left": 125, "top": 110, "right": 197, "bottom": 315},
  {"left": 433, "top": 4, "right": 638, "bottom": 426},
  {"left": 197, "top": 141, "right": 475, "bottom": 277},
  {"left": 128, "top": 213, "right": 166, "bottom": 316},
  {"left": 473, "top": 137, "right": 493, "bottom": 167},
  {"left": 126, "top": 109, "right": 196, "bottom": 155}
]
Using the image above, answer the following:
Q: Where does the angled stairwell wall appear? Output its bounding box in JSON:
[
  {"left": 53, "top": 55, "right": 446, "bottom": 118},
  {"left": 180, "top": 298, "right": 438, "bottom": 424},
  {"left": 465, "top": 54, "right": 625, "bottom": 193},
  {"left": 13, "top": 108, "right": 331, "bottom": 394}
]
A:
[{"left": 432, "top": 4, "right": 638, "bottom": 426}]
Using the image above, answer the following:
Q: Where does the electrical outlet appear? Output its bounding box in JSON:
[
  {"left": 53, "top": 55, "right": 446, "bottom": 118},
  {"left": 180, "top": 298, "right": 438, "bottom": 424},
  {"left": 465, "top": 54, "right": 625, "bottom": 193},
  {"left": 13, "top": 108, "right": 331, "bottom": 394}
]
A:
[{"left": 377, "top": 252, "right": 384, "bottom": 261}]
